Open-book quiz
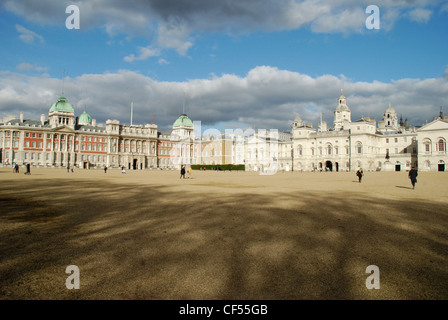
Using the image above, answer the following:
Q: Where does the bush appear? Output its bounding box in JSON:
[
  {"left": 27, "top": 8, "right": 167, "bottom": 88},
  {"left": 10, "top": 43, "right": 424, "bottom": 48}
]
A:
[{"left": 191, "top": 164, "right": 245, "bottom": 171}]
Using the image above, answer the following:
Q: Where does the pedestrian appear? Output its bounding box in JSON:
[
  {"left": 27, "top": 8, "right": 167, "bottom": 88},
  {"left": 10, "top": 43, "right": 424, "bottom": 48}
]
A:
[
  {"left": 104, "top": 165, "right": 107, "bottom": 173},
  {"left": 121, "top": 165, "right": 126, "bottom": 174},
  {"left": 71, "top": 166, "right": 74, "bottom": 173},
  {"left": 356, "top": 168, "right": 364, "bottom": 183},
  {"left": 408, "top": 166, "right": 418, "bottom": 189},
  {"left": 12, "top": 163, "right": 15, "bottom": 173},
  {"left": 187, "top": 166, "right": 192, "bottom": 178},
  {"left": 180, "top": 165, "right": 186, "bottom": 179},
  {"left": 67, "top": 165, "right": 70, "bottom": 173}
]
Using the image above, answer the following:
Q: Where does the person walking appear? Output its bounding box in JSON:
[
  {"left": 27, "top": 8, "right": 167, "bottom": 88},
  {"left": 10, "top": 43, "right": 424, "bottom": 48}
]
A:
[
  {"left": 187, "top": 166, "right": 192, "bottom": 178},
  {"left": 356, "top": 168, "right": 364, "bottom": 183},
  {"left": 408, "top": 167, "right": 418, "bottom": 189},
  {"left": 180, "top": 165, "right": 186, "bottom": 179},
  {"left": 104, "top": 165, "right": 107, "bottom": 173}
]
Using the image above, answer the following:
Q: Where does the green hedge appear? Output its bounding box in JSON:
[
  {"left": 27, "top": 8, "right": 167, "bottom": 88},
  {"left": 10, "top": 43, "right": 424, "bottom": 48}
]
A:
[{"left": 191, "top": 164, "right": 245, "bottom": 171}]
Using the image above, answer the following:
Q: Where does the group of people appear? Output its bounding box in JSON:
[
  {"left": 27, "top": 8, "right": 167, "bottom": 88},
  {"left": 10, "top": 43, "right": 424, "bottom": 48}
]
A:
[
  {"left": 12, "top": 163, "right": 31, "bottom": 175},
  {"left": 180, "top": 165, "right": 192, "bottom": 179},
  {"left": 356, "top": 167, "right": 418, "bottom": 189}
]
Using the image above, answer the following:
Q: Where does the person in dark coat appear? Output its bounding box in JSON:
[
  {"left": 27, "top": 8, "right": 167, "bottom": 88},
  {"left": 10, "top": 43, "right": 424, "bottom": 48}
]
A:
[
  {"left": 356, "top": 168, "right": 364, "bottom": 183},
  {"left": 408, "top": 167, "right": 418, "bottom": 189},
  {"left": 180, "top": 165, "right": 186, "bottom": 179}
]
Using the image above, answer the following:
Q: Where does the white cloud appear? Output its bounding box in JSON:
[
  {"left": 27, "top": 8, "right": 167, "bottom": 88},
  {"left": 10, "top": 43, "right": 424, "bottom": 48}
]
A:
[
  {"left": 1, "top": 66, "right": 447, "bottom": 132},
  {"left": 408, "top": 8, "right": 432, "bottom": 23},
  {"left": 16, "top": 63, "right": 48, "bottom": 73},
  {"left": 3, "top": 1, "right": 441, "bottom": 55},
  {"left": 124, "top": 47, "right": 161, "bottom": 63},
  {"left": 158, "top": 58, "right": 170, "bottom": 65},
  {"left": 15, "top": 24, "right": 45, "bottom": 44}
]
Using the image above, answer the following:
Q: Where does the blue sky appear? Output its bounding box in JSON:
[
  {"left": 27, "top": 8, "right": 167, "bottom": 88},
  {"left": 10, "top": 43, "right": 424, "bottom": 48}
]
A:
[{"left": 1, "top": 1, "right": 448, "bottom": 131}]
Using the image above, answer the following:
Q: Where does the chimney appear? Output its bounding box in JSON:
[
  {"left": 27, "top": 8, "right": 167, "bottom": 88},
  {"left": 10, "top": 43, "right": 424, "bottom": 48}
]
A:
[
  {"left": 20, "top": 112, "right": 24, "bottom": 123},
  {"left": 92, "top": 119, "right": 96, "bottom": 126},
  {"left": 40, "top": 114, "right": 45, "bottom": 125}
]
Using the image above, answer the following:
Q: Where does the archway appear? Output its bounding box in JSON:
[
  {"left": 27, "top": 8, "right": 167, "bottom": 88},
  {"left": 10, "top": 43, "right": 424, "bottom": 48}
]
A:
[
  {"left": 335, "top": 162, "right": 339, "bottom": 172},
  {"left": 438, "top": 160, "right": 445, "bottom": 172},
  {"left": 325, "top": 161, "right": 333, "bottom": 172},
  {"left": 395, "top": 162, "right": 401, "bottom": 171}
]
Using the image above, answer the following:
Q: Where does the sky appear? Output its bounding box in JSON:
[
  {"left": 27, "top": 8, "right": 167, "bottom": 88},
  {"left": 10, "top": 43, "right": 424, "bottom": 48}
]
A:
[{"left": 0, "top": 0, "right": 447, "bottom": 132}]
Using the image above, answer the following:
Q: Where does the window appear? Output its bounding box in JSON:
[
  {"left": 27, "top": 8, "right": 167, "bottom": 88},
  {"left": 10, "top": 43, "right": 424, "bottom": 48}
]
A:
[
  {"left": 356, "top": 143, "right": 362, "bottom": 154},
  {"left": 438, "top": 139, "right": 446, "bottom": 152},
  {"left": 386, "top": 138, "right": 389, "bottom": 143},
  {"left": 425, "top": 144, "right": 430, "bottom": 152},
  {"left": 32, "top": 133, "right": 36, "bottom": 138},
  {"left": 327, "top": 145, "right": 332, "bottom": 155},
  {"left": 25, "top": 141, "right": 30, "bottom": 148},
  {"left": 395, "top": 138, "right": 398, "bottom": 143},
  {"left": 26, "top": 132, "right": 30, "bottom": 137}
]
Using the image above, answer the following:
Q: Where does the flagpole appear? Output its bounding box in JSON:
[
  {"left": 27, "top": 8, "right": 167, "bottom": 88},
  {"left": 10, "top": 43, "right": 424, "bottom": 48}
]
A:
[{"left": 130, "top": 102, "right": 133, "bottom": 126}]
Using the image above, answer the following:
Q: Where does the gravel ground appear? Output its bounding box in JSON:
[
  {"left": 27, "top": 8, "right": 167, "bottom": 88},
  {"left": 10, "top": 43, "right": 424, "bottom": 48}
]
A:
[{"left": 0, "top": 168, "right": 447, "bottom": 300}]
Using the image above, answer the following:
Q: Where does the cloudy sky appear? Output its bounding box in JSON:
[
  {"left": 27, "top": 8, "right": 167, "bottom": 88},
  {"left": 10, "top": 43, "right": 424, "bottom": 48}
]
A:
[{"left": 0, "top": 0, "right": 447, "bottom": 132}]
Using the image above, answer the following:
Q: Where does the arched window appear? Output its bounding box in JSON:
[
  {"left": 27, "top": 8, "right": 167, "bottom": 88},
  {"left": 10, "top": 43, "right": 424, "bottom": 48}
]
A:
[
  {"left": 356, "top": 142, "right": 362, "bottom": 154},
  {"left": 438, "top": 139, "right": 446, "bottom": 152},
  {"left": 327, "top": 145, "right": 332, "bottom": 155}
]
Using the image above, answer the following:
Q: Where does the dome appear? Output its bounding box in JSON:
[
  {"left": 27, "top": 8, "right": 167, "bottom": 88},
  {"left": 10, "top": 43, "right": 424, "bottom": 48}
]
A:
[
  {"left": 78, "top": 110, "right": 92, "bottom": 124},
  {"left": 173, "top": 114, "right": 193, "bottom": 127},
  {"left": 385, "top": 104, "right": 396, "bottom": 114},
  {"left": 49, "top": 96, "right": 74, "bottom": 113},
  {"left": 294, "top": 115, "right": 302, "bottom": 123}
]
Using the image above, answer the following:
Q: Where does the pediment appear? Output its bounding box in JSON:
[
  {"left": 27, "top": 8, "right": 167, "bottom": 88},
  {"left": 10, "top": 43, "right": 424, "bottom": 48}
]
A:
[
  {"left": 418, "top": 119, "right": 448, "bottom": 132},
  {"left": 51, "top": 125, "right": 76, "bottom": 133}
]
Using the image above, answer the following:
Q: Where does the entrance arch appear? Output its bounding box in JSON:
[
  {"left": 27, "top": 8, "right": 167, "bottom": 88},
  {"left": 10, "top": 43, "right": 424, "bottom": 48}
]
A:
[
  {"left": 325, "top": 161, "right": 333, "bottom": 172},
  {"left": 438, "top": 160, "right": 445, "bottom": 172}
]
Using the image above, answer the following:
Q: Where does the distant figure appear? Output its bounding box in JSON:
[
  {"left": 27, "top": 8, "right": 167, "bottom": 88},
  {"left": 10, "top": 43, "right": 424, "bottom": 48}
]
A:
[
  {"left": 104, "top": 166, "right": 107, "bottom": 173},
  {"left": 25, "top": 163, "right": 31, "bottom": 175},
  {"left": 356, "top": 168, "right": 364, "bottom": 183},
  {"left": 180, "top": 165, "right": 186, "bottom": 179},
  {"left": 67, "top": 165, "right": 70, "bottom": 173},
  {"left": 12, "top": 163, "right": 15, "bottom": 173},
  {"left": 187, "top": 166, "right": 192, "bottom": 178},
  {"left": 15, "top": 163, "right": 19, "bottom": 173},
  {"left": 121, "top": 165, "right": 126, "bottom": 174},
  {"left": 71, "top": 166, "right": 74, "bottom": 173},
  {"left": 409, "top": 167, "right": 418, "bottom": 189}
]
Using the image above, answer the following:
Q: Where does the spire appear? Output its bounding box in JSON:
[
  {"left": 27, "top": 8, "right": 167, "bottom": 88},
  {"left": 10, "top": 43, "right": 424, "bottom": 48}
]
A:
[
  {"left": 440, "top": 106, "right": 444, "bottom": 119},
  {"left": 61, "top": 69, "right": 65, "bottom": 96}
]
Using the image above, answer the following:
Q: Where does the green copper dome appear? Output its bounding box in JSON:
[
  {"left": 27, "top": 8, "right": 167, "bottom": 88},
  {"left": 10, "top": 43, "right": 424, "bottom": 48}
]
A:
[
  {"left": 49, "top": 96, "right": 75, "bottom": 113},
  {"left": 78, "top": 110, "right": 92, "bottom": 124},
  {"left": 173, "top": 114, "right": 193, "bottom": 127}
]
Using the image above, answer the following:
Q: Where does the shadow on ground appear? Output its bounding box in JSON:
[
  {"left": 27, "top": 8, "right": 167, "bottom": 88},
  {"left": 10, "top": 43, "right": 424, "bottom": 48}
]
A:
[{"left": 0, "top": 179, "right": 447, "bottom": 300}]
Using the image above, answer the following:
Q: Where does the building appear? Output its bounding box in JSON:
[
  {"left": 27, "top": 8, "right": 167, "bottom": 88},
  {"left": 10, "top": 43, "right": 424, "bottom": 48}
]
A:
[
  {"left": 0, "top": 96, "right": 158, "bottom": 169},
  {"left": 1, "top": 92, "right": 447, "bottom": 172}
]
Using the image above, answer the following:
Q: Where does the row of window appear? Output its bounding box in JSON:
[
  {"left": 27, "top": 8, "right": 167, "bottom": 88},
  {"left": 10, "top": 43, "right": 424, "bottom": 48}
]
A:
[
  {"left": 424, "top": 139, "right": 446, "bottom": 153},
  {"left": 6, "top": 131, "right": 108, "bottom": 143}
]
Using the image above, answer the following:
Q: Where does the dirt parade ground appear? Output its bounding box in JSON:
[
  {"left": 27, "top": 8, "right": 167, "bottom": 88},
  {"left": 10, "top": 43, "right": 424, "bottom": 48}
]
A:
[{"left": 0, "top": 167, "right": 447, "bottom": 300}]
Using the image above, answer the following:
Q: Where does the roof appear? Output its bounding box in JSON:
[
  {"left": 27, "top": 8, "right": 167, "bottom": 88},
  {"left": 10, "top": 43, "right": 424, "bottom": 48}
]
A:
[
  {"left": 49, "top": 96, "right": 75, "bottom": 113},
  {"left": 173, "top": 114, "right": 193, "bottom": 127},
  {"left": 78, "top": 110, "right": 92, "bottom": 124}
]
